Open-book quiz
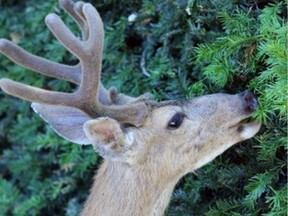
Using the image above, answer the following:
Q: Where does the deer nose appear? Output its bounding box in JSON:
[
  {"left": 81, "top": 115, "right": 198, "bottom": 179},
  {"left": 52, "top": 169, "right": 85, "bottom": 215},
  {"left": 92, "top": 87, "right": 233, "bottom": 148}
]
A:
[{"left": 240, "top": 90, "right": 258, "bottom": 112}]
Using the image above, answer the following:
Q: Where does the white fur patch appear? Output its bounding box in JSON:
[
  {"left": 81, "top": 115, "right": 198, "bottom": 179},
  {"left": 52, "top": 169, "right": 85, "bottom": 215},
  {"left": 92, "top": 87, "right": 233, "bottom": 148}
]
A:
[
  {"left": 240, "top": 122, "right": 261, "bottom": 139},
  {"left": 125, "top": 131, "right": 135, "bottom": 146}
]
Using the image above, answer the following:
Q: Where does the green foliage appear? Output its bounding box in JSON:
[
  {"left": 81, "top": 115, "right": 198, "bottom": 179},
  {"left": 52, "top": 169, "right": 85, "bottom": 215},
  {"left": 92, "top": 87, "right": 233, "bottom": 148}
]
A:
[{"left": 0, "top": 0, "right": 287, "bottom": 216}]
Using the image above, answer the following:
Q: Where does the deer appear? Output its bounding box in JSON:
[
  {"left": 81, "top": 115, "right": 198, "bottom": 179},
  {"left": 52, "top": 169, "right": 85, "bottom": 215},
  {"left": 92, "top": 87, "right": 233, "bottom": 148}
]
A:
[{"left": 0, "top": 0, "right": 261, "bottom": 215}]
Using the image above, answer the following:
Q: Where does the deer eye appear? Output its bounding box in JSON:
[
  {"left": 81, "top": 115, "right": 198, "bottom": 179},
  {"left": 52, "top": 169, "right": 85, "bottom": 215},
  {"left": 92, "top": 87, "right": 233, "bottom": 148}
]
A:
[{"left": 167, "top": 113, "right": 185, "bottom": 130}]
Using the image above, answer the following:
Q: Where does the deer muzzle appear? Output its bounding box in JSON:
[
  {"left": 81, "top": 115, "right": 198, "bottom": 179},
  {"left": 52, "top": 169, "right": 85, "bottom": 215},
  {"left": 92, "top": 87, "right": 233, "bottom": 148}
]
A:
[{"left": 240, "top": 90, "right": 259, "bottom": 113}]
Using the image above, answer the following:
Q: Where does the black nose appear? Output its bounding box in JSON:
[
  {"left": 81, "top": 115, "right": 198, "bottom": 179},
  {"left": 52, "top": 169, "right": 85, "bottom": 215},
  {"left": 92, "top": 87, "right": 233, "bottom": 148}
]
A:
[{"left": 240, "top": 90, "right": 258, "bottom": 112}]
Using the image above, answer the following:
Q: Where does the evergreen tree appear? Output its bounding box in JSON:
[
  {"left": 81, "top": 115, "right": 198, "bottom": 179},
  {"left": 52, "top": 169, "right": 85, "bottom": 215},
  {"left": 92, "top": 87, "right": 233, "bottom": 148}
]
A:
[{"left": 0, "top": 0, "right": 286, "bottom": 215}]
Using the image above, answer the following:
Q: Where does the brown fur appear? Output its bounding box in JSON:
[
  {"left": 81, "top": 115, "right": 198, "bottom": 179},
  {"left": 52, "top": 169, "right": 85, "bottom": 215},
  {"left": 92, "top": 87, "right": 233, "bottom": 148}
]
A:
[
  {"left": 0, "top": 1, "right": 261, "bottom": 215},
  {"left": 82, "top": 93, "right": 261, "bottom": 216}
]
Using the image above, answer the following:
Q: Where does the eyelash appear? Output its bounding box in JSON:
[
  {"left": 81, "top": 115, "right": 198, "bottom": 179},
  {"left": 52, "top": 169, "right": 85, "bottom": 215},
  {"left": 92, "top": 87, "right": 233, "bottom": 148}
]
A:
[{"left": 167, "top": 113, "right": 185, "bottom": 130}]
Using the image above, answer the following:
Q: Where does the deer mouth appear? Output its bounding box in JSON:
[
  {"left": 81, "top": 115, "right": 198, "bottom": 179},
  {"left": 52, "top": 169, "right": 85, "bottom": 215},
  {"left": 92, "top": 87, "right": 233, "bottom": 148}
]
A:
[
  {"left": 233, "top": 115, "right": 261, "bottom": 139},
  {"left": 231, "top": 91, "right": 261, "bottom": 137},
  {"left": 228, "top": 110, "right": 261, "bottom": 138},
  {"left": 239, "top": 115, "right": 254, "bottom": 124}
]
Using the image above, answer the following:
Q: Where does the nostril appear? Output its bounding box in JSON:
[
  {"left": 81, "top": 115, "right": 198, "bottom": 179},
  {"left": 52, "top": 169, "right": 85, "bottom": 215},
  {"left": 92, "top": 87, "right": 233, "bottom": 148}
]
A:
[
  {"left": 241, "top": 90, "right": 258, "bottom": 112},
  {"left": 244, "top": 91, "right": 254, "bottom": 103}
]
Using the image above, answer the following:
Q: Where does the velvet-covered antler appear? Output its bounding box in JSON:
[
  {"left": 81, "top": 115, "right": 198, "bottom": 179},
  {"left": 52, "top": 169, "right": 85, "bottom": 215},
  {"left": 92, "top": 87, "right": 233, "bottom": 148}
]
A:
[{"left": 0, "top": 0, "right": 153, "bottom": 128}]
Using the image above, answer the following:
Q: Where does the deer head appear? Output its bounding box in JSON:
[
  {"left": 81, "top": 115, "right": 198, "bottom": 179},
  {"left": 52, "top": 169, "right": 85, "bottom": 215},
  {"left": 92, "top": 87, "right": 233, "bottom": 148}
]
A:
[{"left": 0, "top": 0, "right": 261, "bottom": 215}]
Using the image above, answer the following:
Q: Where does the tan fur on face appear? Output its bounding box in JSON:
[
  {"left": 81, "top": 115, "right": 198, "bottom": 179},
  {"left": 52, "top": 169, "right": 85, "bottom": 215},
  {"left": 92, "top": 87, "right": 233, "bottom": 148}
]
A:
[
  {"left": 81, "top": 93, "right": 260, "bottom": 216},
  {"left": 0, "top": 1, "right": 260, "bottom": 215}
]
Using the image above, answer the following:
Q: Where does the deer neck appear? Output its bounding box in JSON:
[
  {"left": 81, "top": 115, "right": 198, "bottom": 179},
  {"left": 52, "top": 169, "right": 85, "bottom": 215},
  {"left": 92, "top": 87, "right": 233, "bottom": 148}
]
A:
[{"left": 80, "top": 160, "right": 179, "bottom": 216}]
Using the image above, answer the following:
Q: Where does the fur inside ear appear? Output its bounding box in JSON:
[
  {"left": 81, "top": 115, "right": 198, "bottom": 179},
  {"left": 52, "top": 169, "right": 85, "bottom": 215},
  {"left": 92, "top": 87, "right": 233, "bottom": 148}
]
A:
[
  {"left": 31, "top": 103, "right": 92, "bottom": 145},
  {"left": 83, "top": 118, "right": 125, "bottom": 148},
  {"left": 83, "top": 117, "right": 134, "bottom": 160}
]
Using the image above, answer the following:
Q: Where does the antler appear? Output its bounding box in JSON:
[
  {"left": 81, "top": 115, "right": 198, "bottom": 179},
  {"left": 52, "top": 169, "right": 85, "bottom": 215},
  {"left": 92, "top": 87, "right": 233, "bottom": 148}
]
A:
[{"left": 0, "top": 0, "right": 152, "bottom": 127}]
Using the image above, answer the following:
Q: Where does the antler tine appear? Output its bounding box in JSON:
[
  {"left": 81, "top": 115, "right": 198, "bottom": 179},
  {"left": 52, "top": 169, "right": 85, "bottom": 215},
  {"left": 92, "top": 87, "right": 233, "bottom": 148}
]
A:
[
  {"left": 59, "top": 0, "right": 123, "bottom": 105},
  {"left": 0, "top": 1, "right": 90, "bottom": 86},
  {"left": 0, "top": 4, "right": 91, "bottom": 107},
  {"left": 44, "top": 4, "right": 103, "bottom": 104},
  {"left": 44, "top": 3, "right": 150, "bottom": 125},
  {"left": 0, "top": 78, "right": 75, "bottom": 105},
  {"left": 83, "top": 4, "right": 103, "bottom": 48},
  {"left": 76, "top": 4, "right": 103, "bottom": 101},
  {"left": 0, "top": 39, "right": 80, "bottom": 84},
  {"left": 74, "top": 4, "right": 150, "bottom": 125},
  {"left": 59, "top": 0, "right": 89, "bottom": 40},
  {"left": 45, "top": 14, "right": 85, "bottom": 58},
  {"left": 0, "top": 10, "right": 85, "bottom": 106},
  {"left": 0, "top": 1, "right": 151, "bottom": 126},
  {"left": 0, "top": 4, "right": 97, "bottom": 108},
  {"left": 0, "top": 38, "right": 82, "bottom": 106}
]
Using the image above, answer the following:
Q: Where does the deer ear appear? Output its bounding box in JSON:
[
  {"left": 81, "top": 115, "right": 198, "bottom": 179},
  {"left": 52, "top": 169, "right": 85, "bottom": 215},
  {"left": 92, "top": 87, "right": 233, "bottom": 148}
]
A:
[
  {"left": 83, "top": 117, "right": 135, "bottom": 160},
  {"left": 31, "top": 103, "right": 91, "bottom": 145}
]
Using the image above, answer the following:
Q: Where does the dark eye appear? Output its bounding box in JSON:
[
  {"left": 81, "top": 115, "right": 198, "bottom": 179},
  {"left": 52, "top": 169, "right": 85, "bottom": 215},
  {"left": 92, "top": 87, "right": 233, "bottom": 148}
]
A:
[{"left": 167, "top": 113, "right": 185, "bottom": 130}]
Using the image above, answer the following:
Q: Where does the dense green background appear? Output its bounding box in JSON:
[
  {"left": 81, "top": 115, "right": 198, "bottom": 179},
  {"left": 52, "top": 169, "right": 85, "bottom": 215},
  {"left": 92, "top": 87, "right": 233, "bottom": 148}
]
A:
[{"left": 0, "top": 0, "right": 287, "bottom": 215}]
